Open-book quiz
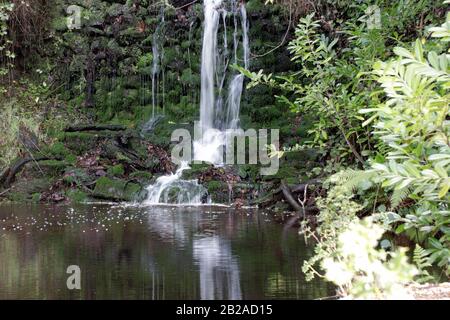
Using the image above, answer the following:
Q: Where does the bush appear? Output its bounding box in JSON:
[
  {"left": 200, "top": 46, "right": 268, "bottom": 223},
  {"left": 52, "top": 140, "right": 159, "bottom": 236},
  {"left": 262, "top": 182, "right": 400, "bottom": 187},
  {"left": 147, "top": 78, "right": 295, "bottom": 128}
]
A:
[{"left": 360, "top": 13, "right": 450, "bottom": 276}]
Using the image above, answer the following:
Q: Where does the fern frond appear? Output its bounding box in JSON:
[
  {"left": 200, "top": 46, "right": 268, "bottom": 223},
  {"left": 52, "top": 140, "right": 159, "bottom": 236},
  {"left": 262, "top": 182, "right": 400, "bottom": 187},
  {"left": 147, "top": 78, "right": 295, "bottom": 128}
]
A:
[
  {"left": 390, "top": 185, "right": 414, "bottom": 209},
  {"left": 413, "top": 245, "right": 435, "bottom": 284},
  {"left": 340, "top": 170, "right": 377, "bottom": 192}
]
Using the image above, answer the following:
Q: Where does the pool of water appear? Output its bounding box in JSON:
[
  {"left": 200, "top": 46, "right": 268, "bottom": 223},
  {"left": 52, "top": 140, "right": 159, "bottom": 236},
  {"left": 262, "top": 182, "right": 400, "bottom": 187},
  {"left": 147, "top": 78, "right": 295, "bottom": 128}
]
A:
[{"left": 0, "top": 203, "right": 333, "bottom": 300}]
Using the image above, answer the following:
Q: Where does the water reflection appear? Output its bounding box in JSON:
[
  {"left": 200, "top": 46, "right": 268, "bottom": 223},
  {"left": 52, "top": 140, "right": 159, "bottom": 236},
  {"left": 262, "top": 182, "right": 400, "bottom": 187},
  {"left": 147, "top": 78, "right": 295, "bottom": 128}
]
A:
[
  {"left": 0, "top": 204, "right": 333, "bottom": 299},
  {"left": 193, "top": 236, "right": 241, "bottom": 300}
]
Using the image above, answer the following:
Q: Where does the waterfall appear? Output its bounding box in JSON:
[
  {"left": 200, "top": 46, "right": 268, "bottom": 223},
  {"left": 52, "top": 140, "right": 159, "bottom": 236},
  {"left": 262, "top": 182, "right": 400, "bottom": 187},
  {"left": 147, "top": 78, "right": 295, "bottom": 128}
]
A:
[
  {"left": 143, "top": 0, "right": 250, "bottom": 205},
  {"left": 194, "top": 0, "right": 251, "bottom": 164},
  {"left": 199, "top": 0, "right": 222, "bottom": 131},
  {"left": 226, "top": 3, "right": 249, "bottom": 129},
  {"left": 144, "top": 162, "right": 209, "bottom": 205},
  {"left": 142, "top": 6, "right": 165, "bottom": 134},
  {"left": 151, "top": 7, "right": 165, "bottom": 118}
]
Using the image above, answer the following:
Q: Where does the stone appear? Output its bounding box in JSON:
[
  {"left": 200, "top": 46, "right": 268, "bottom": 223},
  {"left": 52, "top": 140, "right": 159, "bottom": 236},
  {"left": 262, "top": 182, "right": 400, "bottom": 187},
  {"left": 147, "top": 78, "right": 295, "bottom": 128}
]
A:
[{"left": 93, "top": 176, "right": 144, "bottom": 202}]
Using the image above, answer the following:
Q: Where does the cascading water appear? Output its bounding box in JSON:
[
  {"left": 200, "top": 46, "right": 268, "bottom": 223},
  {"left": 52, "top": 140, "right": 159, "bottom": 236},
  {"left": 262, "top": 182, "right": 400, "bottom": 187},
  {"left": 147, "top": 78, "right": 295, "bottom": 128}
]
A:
[
  {"left": 151, "top": 7, "right": 165, "bottom": 118},
  {"left": 226, "top": 3, "right": 250, "bottom": 129},
  {"left": 142, "top": 6, "right": 165, "bottom": 134},
  {"left": 194, "top": 0, "right": 251, "bottom": 164},
  {"left": 144, "top": 162, "right": 208, "bottom": 205},
  {"left": 143, "top": 0, "right": 250, "bottom": 205}
]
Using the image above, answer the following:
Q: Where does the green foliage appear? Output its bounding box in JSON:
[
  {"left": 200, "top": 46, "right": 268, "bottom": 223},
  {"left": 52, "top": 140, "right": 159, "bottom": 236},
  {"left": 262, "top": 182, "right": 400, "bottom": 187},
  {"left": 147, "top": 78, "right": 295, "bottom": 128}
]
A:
[
  {"left": 0, "top": 2, "right": 14, "bottom": 92},
  {"left": 241, "top": 1, "right": 446, "bottom": 174},
  {"left": 301, "top": 174, "right": 363, "bottom": 282},
  {"left": 240, "top": 11, "right": 383, "bottom": 167},
  {"left": 362, "top": 14, "right": 450, "bottom": 275},
  {"left": 301, "top": 173, "right": 419, "bottom": 299},
  {"left": 322, "top": 218, "right": 418, "bottom": 299},
  {"left": 413, "top": 245, "right": 435, "bottom": 283}
]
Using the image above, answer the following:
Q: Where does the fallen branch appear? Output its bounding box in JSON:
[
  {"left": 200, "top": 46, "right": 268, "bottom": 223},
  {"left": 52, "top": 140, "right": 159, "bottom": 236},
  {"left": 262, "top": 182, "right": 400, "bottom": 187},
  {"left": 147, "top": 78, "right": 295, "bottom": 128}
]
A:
[
  {"left": 281, "top": 181, "right": 303, "bottom": 213},
  {"left": 291, "top": 179, "right": 321, "bottom": 193},
  {"left": 2, "top": 157, "right": 55, "bottom": 188}
]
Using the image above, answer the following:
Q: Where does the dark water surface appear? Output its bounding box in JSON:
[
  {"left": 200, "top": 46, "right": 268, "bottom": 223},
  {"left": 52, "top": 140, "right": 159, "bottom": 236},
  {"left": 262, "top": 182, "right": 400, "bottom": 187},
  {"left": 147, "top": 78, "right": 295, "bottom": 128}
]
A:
[{"left": 0, "top": 203, "right": 332, "bottom": 300}]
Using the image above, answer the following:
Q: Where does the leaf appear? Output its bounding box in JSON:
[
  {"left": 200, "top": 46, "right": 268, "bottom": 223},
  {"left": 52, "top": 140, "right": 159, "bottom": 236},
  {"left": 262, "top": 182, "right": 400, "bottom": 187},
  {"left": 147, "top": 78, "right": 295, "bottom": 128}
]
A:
[
  {"left": 438, "top": 182, "right": 449, "bottom": 199},
  {"left": 394, "top": 47, "right": 415, "bottom": 59},
  {"left": 395, "top": 224, "right": 405, "bottom": 234}
]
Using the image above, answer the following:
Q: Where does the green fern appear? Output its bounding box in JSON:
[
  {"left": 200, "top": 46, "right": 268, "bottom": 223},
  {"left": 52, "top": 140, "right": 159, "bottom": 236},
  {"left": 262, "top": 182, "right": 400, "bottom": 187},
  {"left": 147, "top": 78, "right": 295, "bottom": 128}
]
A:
[
  {"left": 413, "top": 245, "right": 435, "bottom": 283},
  {"left": 335, "top": 169, "right": 377, "bottom": 192},
  {"left": 390, "top": 185, "right": 414, "bottom": 209}
]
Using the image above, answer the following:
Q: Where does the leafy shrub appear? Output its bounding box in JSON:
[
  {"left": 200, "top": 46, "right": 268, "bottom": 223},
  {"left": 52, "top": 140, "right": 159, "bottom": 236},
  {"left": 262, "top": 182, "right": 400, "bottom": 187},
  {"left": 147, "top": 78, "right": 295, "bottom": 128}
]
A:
[
  {"left": 360, "top": 12, "right": 450, "bottom": 275},
  {"left": 301, "top": 173, "right": 363, "bottom": 282},
  {"left": 322, "top": 218, "right": 418, "bottom": 299},
  {"left": 301, "top": 174, "right": 419, "bottom": 299}
]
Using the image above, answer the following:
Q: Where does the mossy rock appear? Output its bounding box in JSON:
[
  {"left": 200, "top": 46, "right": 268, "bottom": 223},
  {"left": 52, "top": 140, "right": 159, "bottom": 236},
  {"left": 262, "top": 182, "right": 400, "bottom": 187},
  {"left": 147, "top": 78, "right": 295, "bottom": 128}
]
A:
[
  {"left": 107, "top": 164, "right": 125, "bottom": 177},
  {"left": 63, "top": 168, "right": 93, "bottom": 185},
  {"left": 129, "top": 171, "right": 153, "bottom": 183},
  {"left": 206, "top": 180, "right": 227, "bottom": 193},
  {"left": 181, "top": 163, "right": 213, "bottom": 180},
  {"left": 66, "top": 189, "right": 88, "bottom": 203},
  {"left": 32, "top": 160, "right": 68, "bottom": 177},
  {"left": 206, "top": 180, "right": 229, "bottom": 204},
  {"left": 8, "top": 192, "right": 27, "bottom": 202},
  {"left": 58, "top": 132, "right": 100, "bottom": 154},
  {"left": 31, "top": 193, "right": 42, "bottom": 203},
  {"left": 93, "top": 177, "right": 145, "bottom": 202},
  {"left": 7, "top": 178, "right": 55, "bottom": 202},
  {"left": 39, "top": 142, "right": 76, "bottom": 164}
]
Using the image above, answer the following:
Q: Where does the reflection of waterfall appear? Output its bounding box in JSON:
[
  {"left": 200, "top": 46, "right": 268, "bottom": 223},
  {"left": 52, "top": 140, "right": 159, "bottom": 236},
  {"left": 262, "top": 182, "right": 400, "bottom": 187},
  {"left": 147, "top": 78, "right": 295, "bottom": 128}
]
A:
[
  {"left": 142, "top": 208, "right": 242, "bottom": 299},
  {"left": 193, "top": 236, "right": 242, "bottom": 300},
  {"left": 194, "top": 0, "right": 251, "bottom": 164},
  {"left": 144, "top": 162, "right": 208, "bottom": 205}
]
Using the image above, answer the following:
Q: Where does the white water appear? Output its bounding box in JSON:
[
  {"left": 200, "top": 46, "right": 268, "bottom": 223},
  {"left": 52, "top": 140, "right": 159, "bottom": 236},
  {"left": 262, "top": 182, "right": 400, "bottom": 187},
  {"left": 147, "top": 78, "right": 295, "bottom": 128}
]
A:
[
  {"left": 151, "top": 7, "right": 165, "bottom": 117},
  {"left": 144, "top": 162, "right": 208, "bottom": 205},
  {"left": 144, "top": 0, "right": 250, "bottom": 205},
  {"left": 199, "top": 0, "right": 223, "bottom": 131},
  {"left": 194, "top": 0, "right": 251, "bottom": 164}
]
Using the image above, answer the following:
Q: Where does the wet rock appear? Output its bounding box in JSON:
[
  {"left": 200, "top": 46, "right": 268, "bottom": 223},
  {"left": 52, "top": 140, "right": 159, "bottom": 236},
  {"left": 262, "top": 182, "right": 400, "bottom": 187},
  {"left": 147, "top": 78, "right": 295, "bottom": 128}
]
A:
[{"left": 93, "top": 176, "right": 145, "bottom": 202}]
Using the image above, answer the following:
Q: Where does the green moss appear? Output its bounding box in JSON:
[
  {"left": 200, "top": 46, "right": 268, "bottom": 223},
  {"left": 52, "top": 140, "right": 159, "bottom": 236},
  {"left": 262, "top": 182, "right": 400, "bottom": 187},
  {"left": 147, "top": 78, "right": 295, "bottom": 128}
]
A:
[
  {"left": 66, "top": 189, "right": 88, "bottom": 203},
  {"left": 9, "top": 192, "right": 27, "bottom": 202},
  {"left": 31, "top": 193, "right": 41, "bottom": 203},
  {"left": 129, "top": 171, "right": 153, "bottom": 182},
  {"left": 44, "top": 142, "right": 77, "bottom": 164},
  {"left": 63, "top": 168, "right": 92, "bottom": 186},
  {"left": 181, "top": 163, "right": 212, "bottom": 180},
  {"left": 38, "top": 160, "right": 68, "bottom": 176},
  {"left": 107, "top": 164, "right": 125, "bottom": 177},
  {"left": 93, "top": 177, "right": 143, "bottom": 202},
  {"left": 206, "top": 180, "right": 226, "bottom": 193}
]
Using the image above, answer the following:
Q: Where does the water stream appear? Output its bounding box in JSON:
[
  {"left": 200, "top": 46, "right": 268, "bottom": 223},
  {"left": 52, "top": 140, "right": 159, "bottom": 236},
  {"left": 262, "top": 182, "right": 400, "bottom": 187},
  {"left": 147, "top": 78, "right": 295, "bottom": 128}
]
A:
[
  {"left": 144, "top": 0, "right": 251, "bottom": 204},
  {"left": 194, "top": 0, "right": 251, "bottom": 163},
  {"left": 144, "top": 162, "right": 208, "bottom": 205}
]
